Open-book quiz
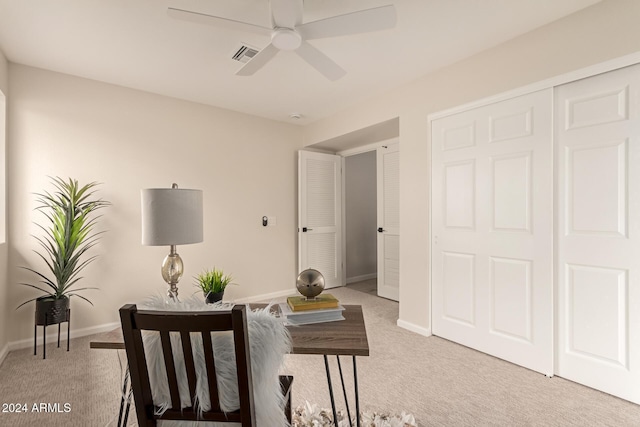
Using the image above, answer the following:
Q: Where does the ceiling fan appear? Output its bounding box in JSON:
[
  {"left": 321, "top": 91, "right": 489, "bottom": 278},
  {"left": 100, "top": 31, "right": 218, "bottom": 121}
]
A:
[{"left": 167, "top": 0, "right": 396, "bottom": 81}]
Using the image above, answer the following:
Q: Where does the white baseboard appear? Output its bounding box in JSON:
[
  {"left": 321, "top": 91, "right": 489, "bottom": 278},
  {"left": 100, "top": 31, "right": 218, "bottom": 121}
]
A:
[
  {"left": 0, "top": 342, "right": 9, "bottom": 368},
  {"left": 8, "top": 321, "right": 121, "bottom": 353},
  {"left": 346, "top": 273, "right": 376, "bottom": 284},
  {"left": 397, "top": 319, "right": 431, "bottom": 337}
]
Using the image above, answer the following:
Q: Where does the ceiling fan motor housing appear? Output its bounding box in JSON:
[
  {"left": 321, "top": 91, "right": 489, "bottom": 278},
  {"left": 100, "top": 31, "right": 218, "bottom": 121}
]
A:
[{"left": 271, "top": 28, "right": 302, "bottom": 50}]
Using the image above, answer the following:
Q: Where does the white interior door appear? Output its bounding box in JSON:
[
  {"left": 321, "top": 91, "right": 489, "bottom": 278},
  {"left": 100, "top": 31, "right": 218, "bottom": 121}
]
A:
[
  {"left": 555, "top": 64, "right": 640, "bottom": 403},
  {"left": 431, "top": 89, "right": 554, "bottom": 375},
  {"left": 298, "top": 151, "right": 343, "bottom": 289},
  {"left": 377, "top": 143, "right": 400, "bottom": 301}
]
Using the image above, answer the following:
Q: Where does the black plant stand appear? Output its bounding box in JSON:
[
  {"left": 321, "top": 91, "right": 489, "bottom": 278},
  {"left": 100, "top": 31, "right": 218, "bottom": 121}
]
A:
[{"left": 34, "top": 308, "right": 70, "bottom": 359}]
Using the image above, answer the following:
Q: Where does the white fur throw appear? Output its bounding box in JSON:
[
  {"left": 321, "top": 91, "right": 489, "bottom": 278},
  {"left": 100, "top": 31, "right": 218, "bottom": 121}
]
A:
[
  {"left": 293, "top": 401, "right": 417, "bottom": 427},
  {"left": 138, "top": 295, "right": 292, "bottom": 427}
]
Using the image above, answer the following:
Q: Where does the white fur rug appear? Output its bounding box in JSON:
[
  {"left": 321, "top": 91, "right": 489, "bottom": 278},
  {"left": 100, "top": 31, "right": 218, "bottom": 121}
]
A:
[
  {"left": 139, "top": 295, "right": 291, "bottom": 427},
  {"left": 293, "top": 401, "right": 417, "bottom": 427}
]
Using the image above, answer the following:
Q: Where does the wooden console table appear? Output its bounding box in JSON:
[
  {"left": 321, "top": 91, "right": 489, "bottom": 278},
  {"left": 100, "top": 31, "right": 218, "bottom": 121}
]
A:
[{"left": 90, "top": 304, "right": 369, "bottom": 427}]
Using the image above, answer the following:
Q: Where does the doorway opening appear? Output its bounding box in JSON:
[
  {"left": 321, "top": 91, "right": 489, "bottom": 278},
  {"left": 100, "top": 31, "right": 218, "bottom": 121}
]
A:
[
  {"left": 344, "top": 150, "right": 377, "bottom": 296},
  {"left": 341, "top": 141, "right": 399, "bottom": 301}
]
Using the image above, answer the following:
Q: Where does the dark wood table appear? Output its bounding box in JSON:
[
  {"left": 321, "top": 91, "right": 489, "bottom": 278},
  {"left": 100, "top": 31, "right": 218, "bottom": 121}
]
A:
[{"left": 90, "top": 304, "right": 369, "bottom": 427}]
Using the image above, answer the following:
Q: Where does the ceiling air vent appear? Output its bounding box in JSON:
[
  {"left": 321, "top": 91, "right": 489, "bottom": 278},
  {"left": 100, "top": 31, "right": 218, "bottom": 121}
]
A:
[{"left": 231, "top": 44, "right": 259, "bottom": 63}]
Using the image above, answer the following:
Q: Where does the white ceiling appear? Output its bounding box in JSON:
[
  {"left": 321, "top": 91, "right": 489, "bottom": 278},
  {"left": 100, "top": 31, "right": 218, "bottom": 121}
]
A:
[{"left": 0, "top": 0, "right": 600, "bottom": 126}]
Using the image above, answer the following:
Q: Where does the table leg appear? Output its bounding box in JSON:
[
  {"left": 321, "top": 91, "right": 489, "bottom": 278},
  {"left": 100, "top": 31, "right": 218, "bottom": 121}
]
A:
[
  {"left": 353, "top": 356, "right": 360, "bottom": 427},
  {"left": 323, "top": 355, "right": 339, "bottom": 426},
  {"left": 326, "top": 356, "right": 361, "bottom": 427},
  {"left": 117, "top": 366, "right": 131, "bottom": 427},
  {"left": 122, "top": 386, "right": 133, "bottom": 427},
  {"left": 118, "top": 365, "right": 129, "bottom": 427},
  {"left": 336, "top": 356, "right": 353, "bottom": 427},
  {"left": 33, "top": 318, "right": 37, "bottom": 356}
]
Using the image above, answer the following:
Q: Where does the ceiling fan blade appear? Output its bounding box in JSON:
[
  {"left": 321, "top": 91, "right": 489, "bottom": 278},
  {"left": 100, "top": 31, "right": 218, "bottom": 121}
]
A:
[
  {"left": 236, "top": 43, "right": 279, "bottom": 76},
  {"left": 298, "top": 5, "right": 396, "bottom": 40},
  {"left": 167, "top": 7, "right": 273, "bottom": 36},
  {"left": 295, "top": 41, "right": 346, "bottom": 81}
]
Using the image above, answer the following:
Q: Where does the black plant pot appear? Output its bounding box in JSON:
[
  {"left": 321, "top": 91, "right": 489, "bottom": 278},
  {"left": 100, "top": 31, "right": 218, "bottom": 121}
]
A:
[
  {"left": 205, "top": 291, "right": 224, "bottom": 304},
  {"left": 35, "top": 296, "right": 70, "bottom": 325}
]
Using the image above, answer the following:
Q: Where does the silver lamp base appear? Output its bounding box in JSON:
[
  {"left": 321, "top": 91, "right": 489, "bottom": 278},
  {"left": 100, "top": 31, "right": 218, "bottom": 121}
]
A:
[{"left": 161, "top": 245, "right": 184, "bottom": 300}]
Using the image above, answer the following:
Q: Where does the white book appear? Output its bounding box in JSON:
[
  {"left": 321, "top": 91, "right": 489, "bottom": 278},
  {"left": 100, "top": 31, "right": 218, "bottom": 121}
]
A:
[{"left": 278, "top": 303, "right": 345, "bottom": 326}]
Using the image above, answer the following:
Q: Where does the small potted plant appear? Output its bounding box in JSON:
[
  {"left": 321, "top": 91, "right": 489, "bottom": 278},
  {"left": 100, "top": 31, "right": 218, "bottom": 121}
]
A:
[{"left": 196, "top": 267, "right": 234, "bottom": 303}]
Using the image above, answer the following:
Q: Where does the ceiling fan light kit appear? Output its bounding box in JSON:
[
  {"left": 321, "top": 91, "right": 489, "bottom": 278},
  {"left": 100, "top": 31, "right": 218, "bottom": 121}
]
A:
[
  {"left": 271, "top": 28, "right": 302, "bottom": 51},
  {"left": 168, "top": 1, "right": 396, "bottom": 80}
]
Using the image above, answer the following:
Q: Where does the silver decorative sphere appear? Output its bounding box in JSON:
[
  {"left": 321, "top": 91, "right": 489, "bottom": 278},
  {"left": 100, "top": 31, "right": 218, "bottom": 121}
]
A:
[{"left": 296, "top": 269, "right": 325, "bottom": 299}]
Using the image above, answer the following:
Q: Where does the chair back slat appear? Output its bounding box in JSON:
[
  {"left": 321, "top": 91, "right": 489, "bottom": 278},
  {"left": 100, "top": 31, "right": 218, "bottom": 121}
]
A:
[
  {"left": 201, "top": 330, "right": 221, "bottom": 411},
  {"left": 134, "top": 310, "right": 234, "bottom": 331},
  {"left": 180, "top": 331, "right": 198, "bottom": 400},
  {"left": 159, "top": 330, "right": 181, "bottom": 410},
  {"left": 232, "top": 308, "right": 254, "bottom": 417}
]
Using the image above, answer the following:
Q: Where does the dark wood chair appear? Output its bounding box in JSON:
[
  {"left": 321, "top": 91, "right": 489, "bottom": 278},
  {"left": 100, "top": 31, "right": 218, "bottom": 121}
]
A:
[{"left": 119, "top": 303, "right": 293, "bottom": 427}]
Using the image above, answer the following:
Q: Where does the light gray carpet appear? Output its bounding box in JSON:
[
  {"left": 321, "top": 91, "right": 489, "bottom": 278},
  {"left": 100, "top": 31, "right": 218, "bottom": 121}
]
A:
[{"left": 0, "top": 282, "right": 639, "bottom": 426}]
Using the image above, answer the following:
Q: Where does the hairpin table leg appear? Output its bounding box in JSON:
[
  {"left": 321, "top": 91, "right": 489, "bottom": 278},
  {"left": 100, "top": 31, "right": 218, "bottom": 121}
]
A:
[
  {"left": 117, "top": 366, "right": 130, "bottom": 427},
  {"left": 324, "top": 355, "right": 339, "bottom": 425},
  {"left": 33, "top": 316, "right": 37, "bottom": 356},
  {"left": 336, "top": 356, "right": 353, "bottom": 427},
  {"left": 353, "top": 356, "right": 360, "bottom": 427}
]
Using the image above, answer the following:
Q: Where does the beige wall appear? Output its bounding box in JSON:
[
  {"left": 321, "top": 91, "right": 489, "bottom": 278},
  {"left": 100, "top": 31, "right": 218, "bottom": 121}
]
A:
[
  {"left": 303, "top": 0, "right": 640, "bottom": 332},
  {"left": 0, "top": 48, "right": 7, "bottom": 357},
  {"left": 6, "top": 64, "right": 303, "bottom": 343}
]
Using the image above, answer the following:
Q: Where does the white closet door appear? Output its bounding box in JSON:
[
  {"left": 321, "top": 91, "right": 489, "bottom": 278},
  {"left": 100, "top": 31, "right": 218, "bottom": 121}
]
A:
[
  {"left": 377, "top": 143, "right": 400, "bottom": 301},
  {"left": 556, "top": 64, "right": 640, "bottom": 403},
  {"left": 432, "top": 89, "right": 554, "bottom": 375},
  {"left": 298, "top": 151, "right": 343, "bottom": 288}
]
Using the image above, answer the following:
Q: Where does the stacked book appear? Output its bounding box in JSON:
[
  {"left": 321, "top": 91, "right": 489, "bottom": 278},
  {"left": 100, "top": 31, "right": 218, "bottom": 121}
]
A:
[{"left": 279, "top": 293, "right": 345, "bottom": 326}]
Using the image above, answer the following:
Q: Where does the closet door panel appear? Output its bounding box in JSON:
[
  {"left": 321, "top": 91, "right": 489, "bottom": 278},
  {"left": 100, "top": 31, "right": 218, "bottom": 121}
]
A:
[
  {"left": 432, "top": 88, "right": 554, "bottom": 375},
  {"left": 556, "top": 63, "right": 640, "bottom": 404}
]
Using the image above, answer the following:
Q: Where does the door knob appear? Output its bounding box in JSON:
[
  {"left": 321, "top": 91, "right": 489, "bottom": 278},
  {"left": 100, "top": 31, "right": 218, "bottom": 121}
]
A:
[
  {"left": 378, "top": 227, "right": 385, "bottom": 233},
  {"left": 302, "top": 227, "right": 313, "bottom": 232}
]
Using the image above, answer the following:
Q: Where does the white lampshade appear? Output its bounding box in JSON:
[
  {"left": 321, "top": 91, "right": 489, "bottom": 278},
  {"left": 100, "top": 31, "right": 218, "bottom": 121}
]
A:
[{"left": 141, "top": 187, "right": 203, "bottom": 246}]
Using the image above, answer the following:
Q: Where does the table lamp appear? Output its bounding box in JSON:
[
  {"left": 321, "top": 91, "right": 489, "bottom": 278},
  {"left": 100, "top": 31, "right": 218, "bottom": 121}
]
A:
[{"left": 141, "top": 183, "right": 203, "bottom": 300}]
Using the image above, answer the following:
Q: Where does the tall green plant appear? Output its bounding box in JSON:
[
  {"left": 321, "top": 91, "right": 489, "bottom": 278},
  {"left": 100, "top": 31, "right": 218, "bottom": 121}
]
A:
[{"left": 17, "top": 177, "right": 110, "bottom": 308}]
